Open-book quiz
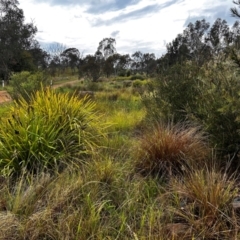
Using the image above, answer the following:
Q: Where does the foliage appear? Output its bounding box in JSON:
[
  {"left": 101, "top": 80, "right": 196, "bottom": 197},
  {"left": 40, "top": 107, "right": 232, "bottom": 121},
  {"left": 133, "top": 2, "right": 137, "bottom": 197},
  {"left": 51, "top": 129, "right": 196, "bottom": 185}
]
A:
[
  {"left": 8, "top": 71, "right": 50, "bottom": 102},
  {"left": 188, "top": 58, "right": 240, "bottom": 159},
  {"left": 60, "top": 48, "right": 80, "bottom": 74},
  {"left": 231, "top": 0, "right": 240, "bottom": 18},
  {"left": 0, "top": 0, "right": 38, "bottom": 80},
  {"left": 143, "top": 61, "right": 200, "bottom": 123},
  {"left": 0, "top": 88, "right": 106, "bottom": 176},
  {"left": 130, "top": 74, "right": 145, "bottom": 80},
  {"left": 168, "top": 168, "right": 238, "bottom": 239},
  {"left": 97, "top": 38, "right": 116, "bottom": 59},
  {"left": 132, "top": 79, "right": 148, "bottom": 88},
  {"left": 134, "top": 122, "right": 210, "bottom": 178},
  {"left": 0, "top": 68, "right": 240, "bottom": 239},
  {"left": 79, "top": 54, "right": 103, "bottom": 82},
  {"left": 143, "top": 55, "right": 240, "bottom": 161}
]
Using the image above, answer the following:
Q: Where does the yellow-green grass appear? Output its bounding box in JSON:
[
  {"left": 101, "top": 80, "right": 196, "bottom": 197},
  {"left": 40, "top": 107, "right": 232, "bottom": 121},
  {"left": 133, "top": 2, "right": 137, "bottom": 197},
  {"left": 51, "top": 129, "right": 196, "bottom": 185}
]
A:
[
  {"left": 0, "top": 87, "right": 108, "bottom": 176},
  {"left": 0, "top": 74, "right": 240, "bottom": 239},
  {"left": 95, "top": 89, "right": 145, "bottom": 133},
  {"left": 105, "top": 108, "right": 145, "bottom": 133},
  {"left": 51, "top": 75, "right": 79, "bottom": 84},
  {"left": 0, "top": 102, "right": 12, "bottom": 115},
  {"left": 0, "top": 157, "right": 170, "bottom": 239}
]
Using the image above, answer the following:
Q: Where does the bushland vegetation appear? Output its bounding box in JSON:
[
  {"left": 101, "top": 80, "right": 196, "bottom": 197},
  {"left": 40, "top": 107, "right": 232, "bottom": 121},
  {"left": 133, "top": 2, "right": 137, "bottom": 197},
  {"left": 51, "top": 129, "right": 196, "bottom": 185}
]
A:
[{"left": 1, "top": 0, "right": 240, "bottom": 239}]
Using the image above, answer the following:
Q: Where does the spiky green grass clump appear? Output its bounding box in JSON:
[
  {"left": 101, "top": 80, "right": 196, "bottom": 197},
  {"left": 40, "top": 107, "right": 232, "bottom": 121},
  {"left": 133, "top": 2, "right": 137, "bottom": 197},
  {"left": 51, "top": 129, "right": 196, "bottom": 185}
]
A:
[
  {"left": 0, "top": 88, "right": 107, "bottom": 176},
  {"left": 134, "top": 122, "right": 210, "bottom": 177}
]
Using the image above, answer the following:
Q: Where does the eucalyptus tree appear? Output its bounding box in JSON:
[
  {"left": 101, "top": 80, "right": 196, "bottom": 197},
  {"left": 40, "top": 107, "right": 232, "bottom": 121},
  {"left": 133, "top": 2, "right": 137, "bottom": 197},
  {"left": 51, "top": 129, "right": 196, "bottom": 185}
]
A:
[
  {"left": 97, "top": 38, "right": 117, "bottom": 59},
  {"left": 0, "top": 0, "right": 37, "bottom": 81},
  {"left": 79, "top": 52, "right": 103, "bottom": 82},
  {"left": 61, "top": 48, "right": 81, "bottom": 74},
  {"left": 131, "top": 51, "right": 144, "bottom": 74},
  {"left": 231, "top": 0, "right": 240, "bottom": 18}
]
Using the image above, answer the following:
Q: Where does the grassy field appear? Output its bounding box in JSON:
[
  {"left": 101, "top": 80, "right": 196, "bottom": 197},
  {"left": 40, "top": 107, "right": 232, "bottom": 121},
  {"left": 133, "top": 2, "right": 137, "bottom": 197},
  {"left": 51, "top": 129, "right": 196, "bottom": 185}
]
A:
[{"left": 0, "top": 76, "right": 239, "bottom": 239}]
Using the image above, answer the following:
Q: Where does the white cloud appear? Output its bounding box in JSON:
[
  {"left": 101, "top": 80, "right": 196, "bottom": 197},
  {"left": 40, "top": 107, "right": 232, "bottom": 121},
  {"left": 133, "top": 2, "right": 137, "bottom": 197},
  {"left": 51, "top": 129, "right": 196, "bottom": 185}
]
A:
[{"left": 19, "top": 0, "right": 235, "bottom": 56}]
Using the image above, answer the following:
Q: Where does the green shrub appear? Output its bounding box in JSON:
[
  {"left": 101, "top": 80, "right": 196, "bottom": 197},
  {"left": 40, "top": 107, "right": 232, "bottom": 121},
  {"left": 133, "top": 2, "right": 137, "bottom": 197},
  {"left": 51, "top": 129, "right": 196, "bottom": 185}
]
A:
[
  {"left": 113, "top": 76, "right": 131, "bottom": 81},
  {"left": 0, "top": 88, "right": 107, "bottom": 176},
  {"left": 130, "top": 74, "right": 145, "bottom": 81},
  {"left": 86, "top": 82, "right": 104, "bottom": 91},
  {"left": 122, "top": 80, "right": 132, "bottom": 88},
  {"left": 126, "top": 70, "right": 131, "bottom": 77},
  {"left": 118, "top": 70, "right": 126, "bottom": 77},
  {"left": 143, "top": 58, "right": 240, "bottom": 163},
  {"left": 188, "top": 60, "right": 240, "bottom": 159},
  {"left": 8, "top": 71, "right": 50, "bottom": 103},
  {"left": 142, "top": 61, "right": 200, "bottom": 123},
  {"left": 132, "top": 79, "right": 148, "bottom": 88}
]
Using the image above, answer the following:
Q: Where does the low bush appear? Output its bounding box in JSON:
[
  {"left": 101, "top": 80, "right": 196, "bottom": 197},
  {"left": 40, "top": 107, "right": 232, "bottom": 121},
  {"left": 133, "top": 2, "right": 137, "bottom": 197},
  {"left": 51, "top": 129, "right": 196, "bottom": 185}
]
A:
[
  {"left": 168, "top": 168, "right": 239, "bottom": 239},
  {"left": 132, "top": 80, "right": 144, "bottom": 88},
  {"left": 142, "top": 61, "right": 200, "bottom": 123},
  {"left": 86, "top": 81, "right": 104, "bottom": 91},
  {"left": 130, "top": 74, "right": 145, "bottom": 81},
  {"left": 143, "top": 57, "right": 240, "bottom": 164},
  {"left": 8, "top": 71, "right": 50, "bottom": 103},
  {"left": 134, "top": 122, "right": 210, "bottom": 178},
  {"left": 0, "top": 87, "right": 107, "bottom": 176},
  {"left": 122, "top": 80, "right": 132, "bottom": 88}
]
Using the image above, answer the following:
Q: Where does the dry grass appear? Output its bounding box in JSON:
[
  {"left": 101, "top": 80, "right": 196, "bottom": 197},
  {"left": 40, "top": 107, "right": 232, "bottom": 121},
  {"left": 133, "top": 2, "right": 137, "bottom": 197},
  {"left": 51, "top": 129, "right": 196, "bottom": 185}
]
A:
[
  {"left": 134, "top": 122, "right": 211, "bottom": 178},
  {"left": 165, "top": 168, "right": 240, "bottom": 239},
  {"left": 1, "top": 77, "right": 240, "bottom": 239}
]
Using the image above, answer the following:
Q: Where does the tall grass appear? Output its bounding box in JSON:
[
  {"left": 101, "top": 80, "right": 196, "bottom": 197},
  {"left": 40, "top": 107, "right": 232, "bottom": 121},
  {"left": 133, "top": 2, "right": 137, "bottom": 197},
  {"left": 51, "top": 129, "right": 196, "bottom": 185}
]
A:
[
  {"left": 0, "top": 75, "right": 239, "bottom": 239},
  {"left": 134, "top": 122, "right": 211, "bottom": 178},
  {"left": 167, "top": 168, "right": 239, "bottom": 239},
  {"left": 0, "top": 87, "right": 107, "bottom": 176}
]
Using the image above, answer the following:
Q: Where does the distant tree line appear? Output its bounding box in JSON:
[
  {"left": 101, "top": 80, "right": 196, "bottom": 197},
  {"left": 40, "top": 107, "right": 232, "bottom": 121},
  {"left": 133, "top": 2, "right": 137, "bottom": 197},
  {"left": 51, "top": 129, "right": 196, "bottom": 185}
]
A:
[{"left": 1, "top": 0, "right": 240, "bottom": 83}]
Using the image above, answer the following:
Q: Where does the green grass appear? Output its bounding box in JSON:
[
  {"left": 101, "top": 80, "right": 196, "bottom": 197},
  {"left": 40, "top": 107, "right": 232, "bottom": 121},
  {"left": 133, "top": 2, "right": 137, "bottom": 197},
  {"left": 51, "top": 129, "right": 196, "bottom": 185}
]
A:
[
  {"left": 0, "top": 87, "right": 107, "bottom": 176},
  {"left": 0, "top": 102, "right": 13, "bottom": 114},
  {"left": 52, "top": 75, "right": 79, "bottom": 84},
  {"left": 0, "top": 74, "right": 239, "bottom": 239}
]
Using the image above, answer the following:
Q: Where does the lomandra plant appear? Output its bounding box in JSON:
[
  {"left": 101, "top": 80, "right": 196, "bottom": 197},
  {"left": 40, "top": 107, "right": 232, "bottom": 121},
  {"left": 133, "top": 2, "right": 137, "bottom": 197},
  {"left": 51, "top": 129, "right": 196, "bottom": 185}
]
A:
[
  {"left": 134, "top": 122, "right": 210, "bottom": 178},
  {"left": 0, "top": 87, "right": 107, "bottom": 176}
]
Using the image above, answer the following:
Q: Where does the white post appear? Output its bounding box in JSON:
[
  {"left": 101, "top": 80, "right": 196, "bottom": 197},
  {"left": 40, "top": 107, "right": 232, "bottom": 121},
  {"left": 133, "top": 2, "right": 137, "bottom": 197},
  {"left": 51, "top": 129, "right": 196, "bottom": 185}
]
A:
[{"left": 2, "top": 80, "right": 4, "bottom": 88}]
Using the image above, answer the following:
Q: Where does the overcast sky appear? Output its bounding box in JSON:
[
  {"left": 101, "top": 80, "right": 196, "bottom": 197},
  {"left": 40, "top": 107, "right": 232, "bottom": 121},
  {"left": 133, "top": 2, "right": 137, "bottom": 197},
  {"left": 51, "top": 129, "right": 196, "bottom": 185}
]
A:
[{"left": 19, "top": 0, "right": 236, "bottom": 57}]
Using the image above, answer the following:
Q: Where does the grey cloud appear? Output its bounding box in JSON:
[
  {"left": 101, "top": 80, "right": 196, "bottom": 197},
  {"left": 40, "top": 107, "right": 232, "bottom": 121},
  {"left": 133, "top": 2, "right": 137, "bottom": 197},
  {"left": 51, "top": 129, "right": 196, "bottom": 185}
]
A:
[
  {"left": 86, "top": 0, "right": 141, "bottom": 14},
  {"left": 117, "top": 40, "right": 162, "bottom": 55},
  {"left": 92, "top": 4, "right": 161, "bottom": 27},
  {"left": 91, "top": 0, "right": 183, "bottom": 27},
  {"left": 183, "top": 4, "right": 236, "bottom": 27},
  {"left": 33, "top": 0, "right": 80, "bottom": 6},
  {"left": 111, "top": 30, "right": 120, "bottom": 38},
  {"left": 204, "top": 5, "right": 236, "bottom": 25},
  {"left": 32, "top": 0, "right": 142, "bottom": 13},
  {"left": 184, "top": 16, "right": 209, "bottom": 27},
  {"left": 39, "top": 41, "right": 93, "bottom": 55}
]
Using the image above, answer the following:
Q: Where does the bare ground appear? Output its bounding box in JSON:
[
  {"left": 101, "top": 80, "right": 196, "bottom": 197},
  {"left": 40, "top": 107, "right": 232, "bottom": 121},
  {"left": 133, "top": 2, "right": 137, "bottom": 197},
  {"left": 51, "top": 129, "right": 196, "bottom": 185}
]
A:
[
  {"left": 0, "top": 91, "right": 11, "bottom": 103},
  {"left": 0, "top": 79, "right": 80, "bottom": 104}
]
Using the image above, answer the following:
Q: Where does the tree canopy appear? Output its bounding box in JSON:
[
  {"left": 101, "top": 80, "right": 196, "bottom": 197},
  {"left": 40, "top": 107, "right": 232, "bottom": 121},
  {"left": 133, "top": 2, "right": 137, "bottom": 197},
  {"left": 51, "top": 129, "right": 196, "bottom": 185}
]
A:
[{"left": 0, "top": 0, "right": 38, "bottom": 80}]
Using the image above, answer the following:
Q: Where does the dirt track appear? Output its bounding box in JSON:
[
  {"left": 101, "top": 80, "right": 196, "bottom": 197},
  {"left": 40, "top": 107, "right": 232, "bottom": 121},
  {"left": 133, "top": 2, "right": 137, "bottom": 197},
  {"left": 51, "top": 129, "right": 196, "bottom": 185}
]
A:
[
  {"left": 0, "top": 79, "right": 80, "bottom": 104},
  {"left": 0, "top": 91, "right": 11, "bottom": 103},
  {"left": 52, "top": 79, "right": 80, "bottom": 89}
]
